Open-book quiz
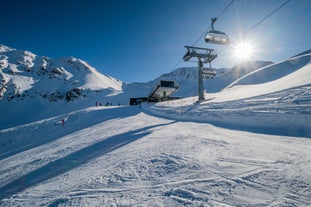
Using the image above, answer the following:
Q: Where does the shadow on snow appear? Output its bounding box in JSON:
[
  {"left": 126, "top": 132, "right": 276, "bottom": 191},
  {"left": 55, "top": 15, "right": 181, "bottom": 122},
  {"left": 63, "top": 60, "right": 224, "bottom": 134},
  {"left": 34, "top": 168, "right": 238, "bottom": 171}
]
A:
[
  {"left": 143, "top": 84, "right": 311, "bottom": 138},
  {"left": 0, "top": 121, "right": 176, "bottom": 201},
  {"left": 0, "top": 106, "right": 140, "bottom": 160}
]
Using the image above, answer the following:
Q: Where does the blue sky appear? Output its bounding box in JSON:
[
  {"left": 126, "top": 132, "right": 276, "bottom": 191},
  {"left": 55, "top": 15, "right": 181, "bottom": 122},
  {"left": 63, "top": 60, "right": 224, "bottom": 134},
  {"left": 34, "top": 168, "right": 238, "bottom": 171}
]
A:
[{"left": 1, "top": 0, "right": 311, "bottom": 82}]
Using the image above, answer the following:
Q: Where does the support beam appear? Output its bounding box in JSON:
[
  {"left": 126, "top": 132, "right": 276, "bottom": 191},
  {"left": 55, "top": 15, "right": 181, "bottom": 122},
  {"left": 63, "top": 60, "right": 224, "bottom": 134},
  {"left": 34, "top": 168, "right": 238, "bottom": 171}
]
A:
[
  {"left": 183, "top": 46, "right": 217, "bottom": 102},
  {"left": 198, "top": 58, "right": 204, "bottom": 101}
]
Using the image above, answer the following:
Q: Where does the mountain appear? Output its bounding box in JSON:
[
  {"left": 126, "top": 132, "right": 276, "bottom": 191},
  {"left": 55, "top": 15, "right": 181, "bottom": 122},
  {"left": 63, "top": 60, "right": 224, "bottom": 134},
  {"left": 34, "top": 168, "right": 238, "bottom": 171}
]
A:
[
  {"left": 153, "top": 60, "right": 273, "bottom": 97},
  {"left": 0, "top": 44, "right": 272, "bottom": 129},
  {"left": 0, "top": 44, "right": 310, "bottom": 130},
  {"left": 0, "top": 45, "right": 125, "bottom": 129},
  {"left": 147, "top": 51, "right": 311, "bottom": 137},
  {"left": 0, "top": 45, "right": 273, "bottom": 104},
  {"left": 1, "top": 46, "right": 311, "bottom": 206},
  {"left": 0, "top": 45, "right": 122, "bottom": 102}
]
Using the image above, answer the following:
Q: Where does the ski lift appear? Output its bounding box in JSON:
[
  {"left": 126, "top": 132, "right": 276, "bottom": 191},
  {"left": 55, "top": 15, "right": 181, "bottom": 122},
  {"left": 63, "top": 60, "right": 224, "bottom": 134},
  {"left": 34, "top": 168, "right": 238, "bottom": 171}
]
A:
[{"left": 205, "top": 17, "right": 230, "bottom": 45}]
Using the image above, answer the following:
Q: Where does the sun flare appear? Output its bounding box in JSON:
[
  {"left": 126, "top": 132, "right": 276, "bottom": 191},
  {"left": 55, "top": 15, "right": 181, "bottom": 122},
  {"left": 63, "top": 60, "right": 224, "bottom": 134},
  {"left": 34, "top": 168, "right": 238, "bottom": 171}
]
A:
[{"left": 233, "top": 41, "right": 254, "bottom": 61}]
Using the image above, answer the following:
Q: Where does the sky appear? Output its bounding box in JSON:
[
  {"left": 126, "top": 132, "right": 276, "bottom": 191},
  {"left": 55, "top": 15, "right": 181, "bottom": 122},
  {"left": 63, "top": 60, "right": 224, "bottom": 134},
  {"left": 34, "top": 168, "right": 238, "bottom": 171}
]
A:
[{"left": 1, "top": 0, "right": 311, "bottom": 83}]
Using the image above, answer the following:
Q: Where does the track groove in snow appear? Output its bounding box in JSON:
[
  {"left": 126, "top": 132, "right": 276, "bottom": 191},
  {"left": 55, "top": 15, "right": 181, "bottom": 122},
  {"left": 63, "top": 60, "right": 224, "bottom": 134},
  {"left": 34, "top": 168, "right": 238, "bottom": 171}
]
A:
[
  {"left": 1, "top": 109, "right": 310, "bottom": 206},
  {"left": 1, "top": 52, "right": 311, "bottom": 206}
]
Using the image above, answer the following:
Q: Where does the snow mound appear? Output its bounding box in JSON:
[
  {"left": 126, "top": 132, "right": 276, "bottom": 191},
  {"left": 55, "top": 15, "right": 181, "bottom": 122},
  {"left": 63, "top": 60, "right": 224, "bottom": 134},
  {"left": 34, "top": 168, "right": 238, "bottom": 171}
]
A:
[
  {"left": 211, "top": 63, "right": 311, "bottom": 103},
  {"left": 228, "top": 53, "right": 311, "bottom": 88},
  {"left": 145, "top": 52, "right": 311, "bottom": 137}
]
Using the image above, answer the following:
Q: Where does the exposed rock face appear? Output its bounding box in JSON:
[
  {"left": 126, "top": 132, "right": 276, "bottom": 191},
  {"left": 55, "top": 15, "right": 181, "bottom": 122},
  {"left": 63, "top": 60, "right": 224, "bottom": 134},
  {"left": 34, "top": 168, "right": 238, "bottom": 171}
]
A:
[{"left": 0, "top": 45, "right": 122, "bottom": 102}]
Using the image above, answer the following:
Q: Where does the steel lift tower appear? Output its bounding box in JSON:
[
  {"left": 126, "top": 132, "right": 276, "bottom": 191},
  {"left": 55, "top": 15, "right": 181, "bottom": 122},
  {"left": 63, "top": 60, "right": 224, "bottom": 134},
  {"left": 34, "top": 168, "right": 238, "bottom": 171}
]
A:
[
  {"left": 183, "top": 17, "right": 230, "bottom": 102},
  {"left": 183, "top": 46, "right": 217, "bottom": 102}
]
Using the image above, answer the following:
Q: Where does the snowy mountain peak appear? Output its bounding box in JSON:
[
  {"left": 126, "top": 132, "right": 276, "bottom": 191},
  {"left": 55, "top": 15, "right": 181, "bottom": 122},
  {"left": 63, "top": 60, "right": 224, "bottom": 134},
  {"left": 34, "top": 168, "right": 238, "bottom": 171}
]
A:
[
  {"left": 159, "top": 67, "right": 198, "bottom": 81},
  {"left": 1, "top": 49, "right": 311, "bottom": 206},
  {"left": 60, "top": 56, "right": 93, "bottom": 73},
  {"left": 59, "top": 56, "right": 123, "bottom": 89},
  {"left": 0, "top": 46, "right": 123, "bottom": 103},
  {"left": 157, "top": 60, "right": 273, "bottom": 84},
  {"left": 151, "top": 60, "right": 273, "bottom": 96},
  {"left": 0, "top": 45, "right": 15, "bottom": 52},
  {"left": 1, "top": 45, "right": 311, "bottom": 131}
]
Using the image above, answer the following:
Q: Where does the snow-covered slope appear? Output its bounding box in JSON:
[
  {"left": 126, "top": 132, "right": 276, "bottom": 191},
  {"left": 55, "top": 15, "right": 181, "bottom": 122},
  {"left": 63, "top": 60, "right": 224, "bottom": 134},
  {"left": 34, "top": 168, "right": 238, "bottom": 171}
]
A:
[
  {"left": 0, "top": 44, "right": 272, "bottom": 129},
  {"left": 152, "top": 60, "right": 273, "bottom": 97},
  {"left": 147, "top": 52, "right": 311, "bottom": 137},
  {"left": 0, "top": 45, "right": 124, "bottom": 129},
  {"left": 0, "top": 46, "right": 311, "bottom": 206},
  {"left": 228, "top": 53, "right": 311, "bottom": 88},
  {"left": 0, "top": 44, "right": 310, "bottom": 129},
  {"left": 0, "top": 106, "right": 310, "bottom": 206},
  {"left": 212, "top": 53, "right": 311, "bottom": 102},
  {"left": 0, "top": 45, "right": 122, "bottom": 102}
]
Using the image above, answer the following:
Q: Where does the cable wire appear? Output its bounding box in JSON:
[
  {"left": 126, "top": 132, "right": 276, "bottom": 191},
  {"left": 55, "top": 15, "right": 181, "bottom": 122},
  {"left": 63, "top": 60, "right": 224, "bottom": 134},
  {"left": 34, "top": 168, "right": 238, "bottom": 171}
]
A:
[
  {"left": 244, "top": 0, "right": 290, "bottom": 36},
  {"left": 192, "top": 0, "right": 234, "bottom": 47},
  {"left": 171, "top": 0, "right": 235, "bottom": 71},
  {"left": 217, "top": 0, "right": 290, "bottom": 55},
  {"left": 173, "top": 0, "right": 290, "bottom": 72}
]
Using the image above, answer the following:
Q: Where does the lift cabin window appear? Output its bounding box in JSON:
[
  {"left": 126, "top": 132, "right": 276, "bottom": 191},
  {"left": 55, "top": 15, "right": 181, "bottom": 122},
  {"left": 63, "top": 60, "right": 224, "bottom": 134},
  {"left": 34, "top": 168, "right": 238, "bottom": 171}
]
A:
[
  {"left": 160, "top": 80, "right": 175, "bottom": 88},
  {"left": 205, "top": 31, "right": 230, "bottom": 45}
]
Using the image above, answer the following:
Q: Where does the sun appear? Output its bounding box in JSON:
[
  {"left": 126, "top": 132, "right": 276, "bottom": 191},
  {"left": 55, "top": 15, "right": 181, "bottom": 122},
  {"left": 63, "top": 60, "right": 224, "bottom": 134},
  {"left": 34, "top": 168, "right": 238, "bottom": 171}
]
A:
[{"left": 233, "top": 41, "right": 255, "bottom": 61}]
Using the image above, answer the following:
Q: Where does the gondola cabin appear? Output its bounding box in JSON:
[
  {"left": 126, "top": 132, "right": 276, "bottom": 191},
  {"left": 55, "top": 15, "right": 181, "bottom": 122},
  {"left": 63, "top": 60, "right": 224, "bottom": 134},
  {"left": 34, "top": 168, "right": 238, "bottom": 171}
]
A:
[{"left": 205, "top": 30, "right": 230, "bottom": 45}]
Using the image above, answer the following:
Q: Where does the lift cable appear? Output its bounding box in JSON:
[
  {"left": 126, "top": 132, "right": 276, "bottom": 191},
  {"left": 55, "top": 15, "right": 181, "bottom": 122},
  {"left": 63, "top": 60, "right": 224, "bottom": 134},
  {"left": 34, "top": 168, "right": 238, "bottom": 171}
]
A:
[
  {"left": 172, "top": 0, "right": 235, "bottom": 70},
  {"left": 217, "top": 0, "right": 291, "bottom": 55},
  {"left": 244, "top": 0, "right": 290, "bottom": 36},
  {"left": 192, "top": 0, "right": 234, "bottom": 47}
]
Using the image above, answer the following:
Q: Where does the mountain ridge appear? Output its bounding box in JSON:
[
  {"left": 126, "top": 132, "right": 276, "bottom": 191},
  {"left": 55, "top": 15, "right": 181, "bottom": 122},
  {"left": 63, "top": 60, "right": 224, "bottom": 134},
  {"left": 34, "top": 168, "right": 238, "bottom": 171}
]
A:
[
  {"left": 0, "top": 45, "right": 122, "bottom": 103},
  {"left": 0, "top": 44, "right": 273, "bottom": 105},
  {"left": 1, "top": 44, "right": 310, "bottom": 129}
]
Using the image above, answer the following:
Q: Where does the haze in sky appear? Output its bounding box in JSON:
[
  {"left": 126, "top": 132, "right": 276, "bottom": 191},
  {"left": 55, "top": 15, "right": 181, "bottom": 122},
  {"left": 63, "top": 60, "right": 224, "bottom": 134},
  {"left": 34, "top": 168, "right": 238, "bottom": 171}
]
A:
[{"left": 1, "top": 0, "right": 311, "bottom": 82}]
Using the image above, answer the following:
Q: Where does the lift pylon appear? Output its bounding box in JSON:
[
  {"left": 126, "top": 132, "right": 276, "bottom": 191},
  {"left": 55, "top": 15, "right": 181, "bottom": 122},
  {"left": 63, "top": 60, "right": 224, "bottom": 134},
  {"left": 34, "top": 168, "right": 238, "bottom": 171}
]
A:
[{"left": 183, "top": 46, "right": 217, "bottom": 102}]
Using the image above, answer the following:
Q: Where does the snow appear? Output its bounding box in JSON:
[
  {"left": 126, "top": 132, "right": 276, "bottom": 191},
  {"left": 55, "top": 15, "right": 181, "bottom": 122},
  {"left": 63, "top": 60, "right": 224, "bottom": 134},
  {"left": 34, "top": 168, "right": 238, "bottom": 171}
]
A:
[
  {"left": 208, "top": 61, "right": 311, "bottom": 103},
  {"left": 145, "top": 85, "right": 311, "bottom": 138},
  {"left": 0, "top": 46, "right": 126, "bottom": 129},
  {"left": 0, "top": 45, "right": 15, "bottom": 53},
  {"left": 9, "top": 75, "right": 35, "bottom": 93},
  {"left": 0, "top": 46, "right": 311, "bottom": 206},
  {"left": 228, "top": 54, "right": 311, "bottom": 87},
  {"left": 0, "top": 45, "right": 275, "bottom": 129},
  {"left": 0, "top": 106, "right": 310, "bottom": 206},
  {"left": 0, "top": 48, "right": 123, "bottom": 100},
  {"left": 146, "top": 53, "right": 311, "bottom": 137},
  {"left": 59, "top": 57, "right": 123, "bottom": 91}
]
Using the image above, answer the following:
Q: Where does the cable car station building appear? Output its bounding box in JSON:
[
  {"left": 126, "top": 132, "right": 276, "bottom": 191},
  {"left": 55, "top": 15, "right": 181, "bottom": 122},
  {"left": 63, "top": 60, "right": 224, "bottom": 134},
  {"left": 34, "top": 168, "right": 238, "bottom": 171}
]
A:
[{"left": 130, "top": 80, "right": 179, "bottom": 105}]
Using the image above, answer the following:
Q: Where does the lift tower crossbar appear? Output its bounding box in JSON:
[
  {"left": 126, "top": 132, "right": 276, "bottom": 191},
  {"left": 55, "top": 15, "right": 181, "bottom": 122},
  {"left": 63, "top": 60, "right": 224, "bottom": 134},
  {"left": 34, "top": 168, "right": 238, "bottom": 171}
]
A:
[{"left": 183, "top": 46, "right": 217, "bottom": 102}]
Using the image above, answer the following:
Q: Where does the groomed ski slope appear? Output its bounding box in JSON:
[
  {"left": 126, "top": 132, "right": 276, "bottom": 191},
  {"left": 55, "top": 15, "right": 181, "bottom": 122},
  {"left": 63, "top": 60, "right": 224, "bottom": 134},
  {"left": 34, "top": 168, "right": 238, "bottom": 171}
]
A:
[
  {"left": 0, "top": 106, "right": 311, "bottom": 206},
  {"left": 0, "top": 54, "right": 311, "bottom": 206},
  {"left": 148, "top": 59, "right": 311, "bottom": 138}
]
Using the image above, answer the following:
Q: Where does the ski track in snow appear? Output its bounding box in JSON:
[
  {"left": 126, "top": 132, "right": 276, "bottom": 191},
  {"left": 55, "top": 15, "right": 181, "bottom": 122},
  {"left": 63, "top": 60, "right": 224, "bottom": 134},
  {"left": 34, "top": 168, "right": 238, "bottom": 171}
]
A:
[
  {"left": 1, "top": 48, "right": 311, "bottom": 206},
  {"left": 0, "top": 105, "right": 311, "bottom": 206},
  {"left": 147, "top": 84, "right": 311, "bottom": 138}
]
